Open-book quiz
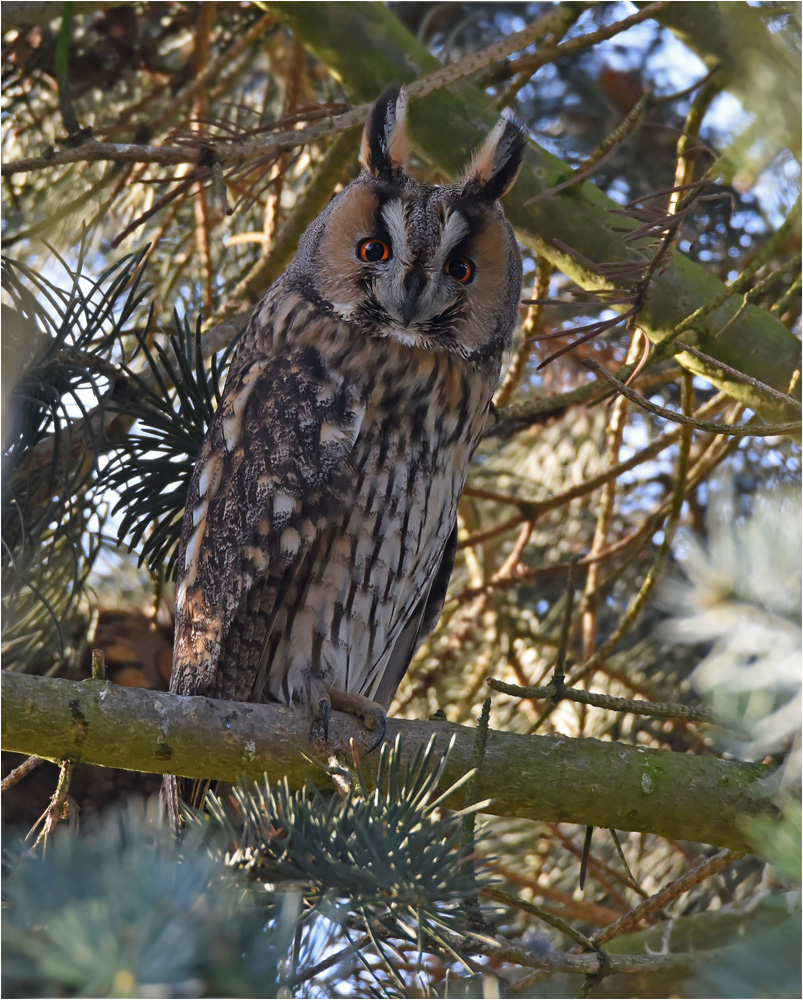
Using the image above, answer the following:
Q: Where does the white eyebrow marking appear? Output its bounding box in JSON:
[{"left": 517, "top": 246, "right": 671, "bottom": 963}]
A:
[
  {"left": 437, "top": 211, "right": 470, "bottom": 262},
  {"left": 380, "top": 200, "right": 410, "bottom": 263}
]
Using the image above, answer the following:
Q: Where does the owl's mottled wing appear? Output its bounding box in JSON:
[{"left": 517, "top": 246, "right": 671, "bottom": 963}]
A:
[
  {"left": 170, "top": 338, "right": 363, "bottom": 705},
  {"left": 373, "top": 523, "right": 457, "bottom": 709}
]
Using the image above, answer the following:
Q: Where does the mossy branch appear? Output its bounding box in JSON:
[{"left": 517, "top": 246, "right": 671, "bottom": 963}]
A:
[{"left": 2, "top": 671, "right": 775, "bottom": 853}]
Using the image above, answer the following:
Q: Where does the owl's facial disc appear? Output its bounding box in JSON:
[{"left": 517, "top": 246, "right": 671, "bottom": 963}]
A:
[
  {"left": 359, "top": 197, "right": 477, "bottom": 347},
  {"left": 310, "top": 179, "right": 517, "bottom": 357}
]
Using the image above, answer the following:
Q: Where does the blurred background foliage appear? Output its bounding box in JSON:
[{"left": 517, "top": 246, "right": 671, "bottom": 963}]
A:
[{"left": 1, "top": 1, "right": 801, "bottom": 997}]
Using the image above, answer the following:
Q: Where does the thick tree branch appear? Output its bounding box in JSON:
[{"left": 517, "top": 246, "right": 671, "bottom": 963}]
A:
[{"left": 1, "top": 671, "right": 775, "bottom": 853}]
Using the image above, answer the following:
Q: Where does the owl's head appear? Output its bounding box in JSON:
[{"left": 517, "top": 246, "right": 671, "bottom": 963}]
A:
[{"left": 291, "top": 88, "right": 525, "bottom": 361}]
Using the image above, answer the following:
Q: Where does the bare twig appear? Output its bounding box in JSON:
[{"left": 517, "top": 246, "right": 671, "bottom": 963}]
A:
[
  {"left": 583, "top": 359, "right": 802, "bottom": 437},
  {"left": 580, "top": 333, "right": 640, "bottom": 669},
  {"left": 484, "top": 886, "right": 604, "bottom": 955},
  {"left": 552, "top": 559, "right": 577, "bottom": 688},
  {"left": 494, "top": 257, "right": 554, "bottom": 407},
  {"left": 1, "top": 754, "right": 43, "bottom": 792},
  {"left": 91, "top": 648, "right": 106, "bottom": 680},
  {"left": 29, "top": 759, "right": 75, "bottom": 852},
  {"left": 558, "top": 373, "right": 695, "bottom": 694},
  {"left": 591, "top": 849, "right": 746, "bottom": 946},
  {"left": 487, "top": 678, "right": 718, "bottom": 726}
]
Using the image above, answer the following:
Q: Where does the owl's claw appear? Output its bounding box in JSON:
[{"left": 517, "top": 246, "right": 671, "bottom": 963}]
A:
[
  {"left": 366, "top": 711, "right": 387, "bottom": 754},
  {"left": 319, "top": 697, "right": 330, "bottom": 742}
]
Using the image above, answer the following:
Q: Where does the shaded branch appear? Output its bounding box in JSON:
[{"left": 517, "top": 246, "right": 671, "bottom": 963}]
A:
[
  {"left": 1, "top": 671, "right": 776, "bottom": 853},
  {"left": 590, "top": 848, "right": 745, "bottom": 947},
  {"left": 487, "top": 677, "right": 717, "bottom": 725},
  {"left": 583, "top": 359, "right": 802, "bottom": 437}
]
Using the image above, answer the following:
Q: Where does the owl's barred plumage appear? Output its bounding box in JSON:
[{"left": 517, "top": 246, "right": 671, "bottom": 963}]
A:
[{"left": 164, "top": 88, "right": 525, "bottom": 826}]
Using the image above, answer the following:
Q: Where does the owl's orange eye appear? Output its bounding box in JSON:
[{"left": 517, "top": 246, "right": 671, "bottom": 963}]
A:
[
  {"left": 444, "top": 257, "right": 474, "bottom": 283},
  {"left": 358, "top": 238, "right": 391, "bottom": 263}
]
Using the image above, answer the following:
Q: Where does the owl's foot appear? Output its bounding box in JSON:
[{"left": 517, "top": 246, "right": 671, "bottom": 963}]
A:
[
  {"left": 318, "top": 697, "right": 331, "bottom": 741},
  {"left": 324, "top": 686, "right": 387, "bottom": 752}
]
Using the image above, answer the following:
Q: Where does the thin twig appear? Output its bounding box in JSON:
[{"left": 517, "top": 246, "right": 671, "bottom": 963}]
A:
[
  {"left": 484, "top": 886, "right": 604, "bottom": 956},
  {"left": 591, "top": 849, "right": 746, "bottom": 946},
  {"left": 192, "top": 4, "right": 217, "bottom": 316},
  {"left": 668, "top": 74, "right": 722, "bottom": 216},
  {"left": 676, "top": 340, "right": 802, "bottom": 413},
  {"left": 462, "top": 697, "right": 492, "bottom": 858},
  {"left": 494, "top": 6, "right": 587, "bottom": 108},
  {"left": 54, "top": 2, "right": 81, "bottom": 137},
  {"left": 1, "top": 754, "right": 43, "bottom": 792},
  {"left": 487, "top": 678, "right": 718, "bottom": 725},
  {"left": 288, "top": 934, "right": 372, "bottom": 988},
  {"left": 712, "top": 250, "right": 803, "bottom": 342},
  {"left": 29, "top": 759, "right": 75, "bottom": 852},
  {"left": 462, "top": 697, "right": 493, "bottom": 932},
  {"left": 583, "top": 359, "right": 802, "bottom": 437},
  {"left": 556, "top": 372, "right": 695, "bottom": 695},
  {"left": 494, "top": 257, "right": 554, "bottom": 407},
  {"left": 773, "top": 273, "right": 802, "bottom": 319},
  {"left": 91, "top": 648, "right": 106, "bottom": 680},
  {"left": 552, "top": 559, "right": 577, "bottom": 688},
  {"left": 581, "top": 333, "right": 640, "bottom": 672},
  {"left": 456, "top": 512, "right": 527, "bottom": 552}
]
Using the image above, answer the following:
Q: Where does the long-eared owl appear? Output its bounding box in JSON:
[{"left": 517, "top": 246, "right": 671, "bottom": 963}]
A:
[{"left": 164, "top": 87, "right": 525, "bottom": 824}]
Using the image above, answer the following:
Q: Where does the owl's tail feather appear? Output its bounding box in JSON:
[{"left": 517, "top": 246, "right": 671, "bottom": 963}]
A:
[
  {"left": 161, "top": 772, "right": 214, "bottom": 833},
  {"left": 161, "top": 773, "right": 184, "bottom": 833}
]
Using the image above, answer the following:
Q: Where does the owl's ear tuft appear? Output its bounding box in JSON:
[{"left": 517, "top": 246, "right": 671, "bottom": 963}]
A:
[
  {"left": 462, "top": 119, "right": 526, "bottom": 201},
  {"left": 361, "top": 86, "right": 410, "bottom": 178}
]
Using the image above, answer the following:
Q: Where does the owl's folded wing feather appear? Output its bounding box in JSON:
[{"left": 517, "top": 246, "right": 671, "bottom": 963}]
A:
[
  {"left": 170, "top": 342, "right": 364, "bottom": 705},
  {"left": 373, "top": 522, "right": 457, "bottom": 709}
]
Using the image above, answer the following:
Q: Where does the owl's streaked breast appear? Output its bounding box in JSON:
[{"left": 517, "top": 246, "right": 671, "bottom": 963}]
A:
[{"left": 229, "top": 290, "right": 495, "bottom": 707}]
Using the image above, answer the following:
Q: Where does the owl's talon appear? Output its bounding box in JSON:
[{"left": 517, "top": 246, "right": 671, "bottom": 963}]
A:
[
  {"left": 366, "top": 711, "right": 387, "bottom": 754},
  {"left": 319, "top": 698, "right": 330, "bottom": 742}
]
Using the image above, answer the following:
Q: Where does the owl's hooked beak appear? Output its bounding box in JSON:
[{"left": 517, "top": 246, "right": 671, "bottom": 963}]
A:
[{"left": 401, "top": 268, "right": 427, "bottom": 327}]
